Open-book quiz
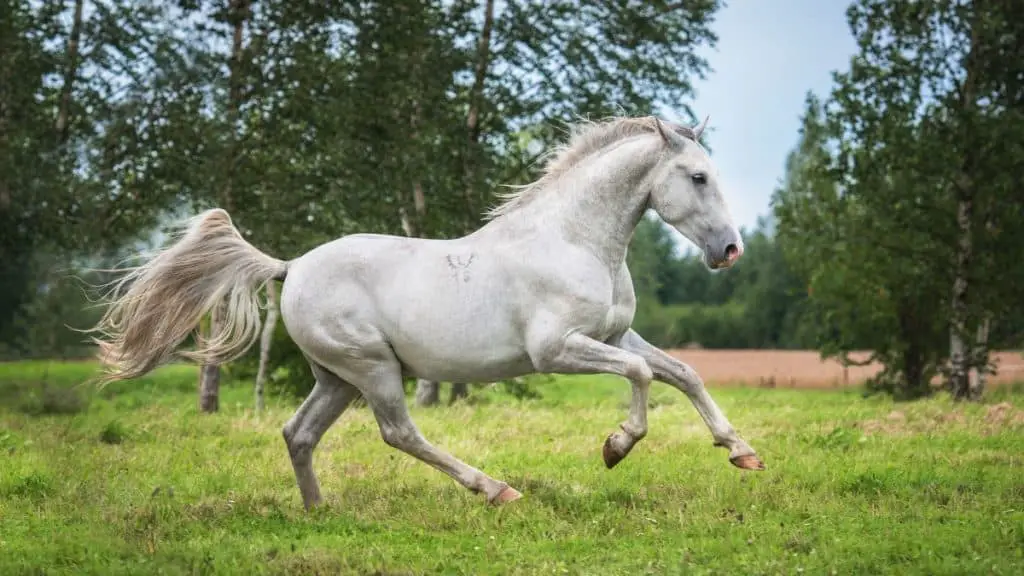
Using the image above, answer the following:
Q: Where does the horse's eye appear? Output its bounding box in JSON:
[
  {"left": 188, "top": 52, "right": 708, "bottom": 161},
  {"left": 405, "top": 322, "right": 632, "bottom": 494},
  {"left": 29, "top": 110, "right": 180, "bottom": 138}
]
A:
[{"left": 691, "top": 172, "right": 707, "bottom": 185}]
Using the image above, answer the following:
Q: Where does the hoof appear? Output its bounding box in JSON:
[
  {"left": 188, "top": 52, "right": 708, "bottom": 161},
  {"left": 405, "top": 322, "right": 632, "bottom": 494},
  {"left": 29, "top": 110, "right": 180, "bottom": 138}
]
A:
[
  {"left": 602, "top": 433, "right": 633, "bottom": 469},
  {"left": 730, "top": 454, "right": 765, "bottom": 471},
  {"left": 603, "top": 438, "right": 623, "bottom": 469},
  {"left": 489, "top": 486, "right": 523, "bottom": 505}
]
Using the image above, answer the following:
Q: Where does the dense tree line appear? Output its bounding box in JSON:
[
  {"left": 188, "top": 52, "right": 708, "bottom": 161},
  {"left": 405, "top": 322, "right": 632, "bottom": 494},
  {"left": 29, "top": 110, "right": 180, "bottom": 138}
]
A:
[
  {"left": 1, "top": 0, "right": 724, "bottom": 405},
  {"left": 3, "top": 0, "right": 1022, "bottom": 405},
  {"left": 627, "top": 215, "right": 815, "bottom": 351}
]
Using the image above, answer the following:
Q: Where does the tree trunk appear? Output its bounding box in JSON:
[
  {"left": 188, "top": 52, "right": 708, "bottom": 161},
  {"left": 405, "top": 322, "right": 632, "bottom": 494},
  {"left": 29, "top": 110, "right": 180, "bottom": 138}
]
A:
[
  {"left": 55, "top": 0, "right": 85, "bottom": 144},
  {"left": 199, "top": 0, "right": 249, "bottom": 411},
  {"left": 947, "top": 13, "right": 980, "bottom": 401},
  {"left": 891, "top": 297, "right": 932, "bottom": 399},
  {"left": 0, "top": 36, "right": 10, "bottom": 210},
  {"left": 449, "top": 382, "right": 469, "bottom": 405},
  {"left": 415, "top": 379, "right": 440, "bottom": 406},
  {"left": 462, "top": 0, "right": 495, "bottom": 227},
  {"left": 198, "top": 315, "right": 223, "bottom": 411},
  {"left": 254, "top": 280, "right": 278, "bottom": 413},
  {"left": 412, "top": 180, "right": 426, "bottom": 227},
  {"left": 399, "top": 206, "right": 414, "bottom": 237},
  {"left": 198, "top": 304, "right": 222, "bottom": 413},
  {"left": 968, "top": 317, "right": 991, "bottom": 400},
  {"left": 948, "top": 194, "right": 973, "bottom": 399},
  {"left": 198, "top": 361, "right": 221, "bottom": 412}
]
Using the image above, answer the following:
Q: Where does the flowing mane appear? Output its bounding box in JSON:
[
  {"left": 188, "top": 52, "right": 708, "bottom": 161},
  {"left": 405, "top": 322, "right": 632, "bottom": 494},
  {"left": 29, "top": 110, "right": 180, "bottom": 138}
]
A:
[{"left": 484, "top": 115, "right": 700, "bottom": 220}]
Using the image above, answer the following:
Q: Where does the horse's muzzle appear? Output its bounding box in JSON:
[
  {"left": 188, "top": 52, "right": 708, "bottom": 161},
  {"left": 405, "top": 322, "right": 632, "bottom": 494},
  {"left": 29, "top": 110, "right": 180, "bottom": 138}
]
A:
[{"left": 705, "top": 231, "right": 744, "bottom": 269}]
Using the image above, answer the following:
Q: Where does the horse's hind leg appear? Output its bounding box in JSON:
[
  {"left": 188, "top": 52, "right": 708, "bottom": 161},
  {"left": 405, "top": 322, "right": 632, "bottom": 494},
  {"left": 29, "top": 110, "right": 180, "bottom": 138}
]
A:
[
  {"left": 328, "top": 355, "right": 522, "bottom": 505},
  {"left": 282, "top": 362, "right": 361, "bottom": 510}
]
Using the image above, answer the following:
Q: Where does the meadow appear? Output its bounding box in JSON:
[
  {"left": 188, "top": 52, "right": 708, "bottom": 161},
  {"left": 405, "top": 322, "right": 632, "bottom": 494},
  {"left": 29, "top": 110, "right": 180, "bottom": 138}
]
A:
[{"left": 2, "top": 358, "right": 1023, "bottom": 575}]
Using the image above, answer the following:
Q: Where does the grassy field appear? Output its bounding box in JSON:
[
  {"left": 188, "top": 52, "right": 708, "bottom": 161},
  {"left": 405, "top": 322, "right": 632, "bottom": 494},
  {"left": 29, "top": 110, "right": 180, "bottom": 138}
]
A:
[{"left": 2, "top": 360, "right": 1024, "bottom": 575}]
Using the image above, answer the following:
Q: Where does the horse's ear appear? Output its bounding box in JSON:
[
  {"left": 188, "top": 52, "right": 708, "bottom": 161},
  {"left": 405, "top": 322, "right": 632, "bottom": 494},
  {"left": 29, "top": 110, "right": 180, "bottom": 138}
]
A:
[
  {"left": 693, "top": 115, "right": 710, "bottom": 140},
  {"left": 654, "top": 117, "right": 685, "bottom": 149}
]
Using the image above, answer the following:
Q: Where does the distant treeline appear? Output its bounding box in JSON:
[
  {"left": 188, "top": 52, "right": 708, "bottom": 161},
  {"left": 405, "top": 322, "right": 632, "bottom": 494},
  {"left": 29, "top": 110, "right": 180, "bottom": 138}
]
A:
[
  {"left": 627, "top": 214, "right": 1024, "bottom": 357},
  {"left": 626, "top": 215, "right": 812, "bottom": 351}
]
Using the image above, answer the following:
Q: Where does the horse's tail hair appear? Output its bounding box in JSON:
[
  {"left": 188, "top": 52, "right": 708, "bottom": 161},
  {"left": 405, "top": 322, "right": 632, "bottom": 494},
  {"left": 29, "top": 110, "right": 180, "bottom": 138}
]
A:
[{"left": 85, "top": 208, "right": 289, "bottom": 385}]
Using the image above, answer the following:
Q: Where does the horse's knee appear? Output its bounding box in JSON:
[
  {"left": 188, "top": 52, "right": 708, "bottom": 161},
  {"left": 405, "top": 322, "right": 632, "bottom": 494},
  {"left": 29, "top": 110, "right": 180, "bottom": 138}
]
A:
[
  {"left": 283, "top": 425, "right": 315, "bottom": 464},
  {"left": 627, "top": 359, "right": 654, "bottom": 387},
  {"left": 379, "top": 422, "right": 418, "bottom": 450}
]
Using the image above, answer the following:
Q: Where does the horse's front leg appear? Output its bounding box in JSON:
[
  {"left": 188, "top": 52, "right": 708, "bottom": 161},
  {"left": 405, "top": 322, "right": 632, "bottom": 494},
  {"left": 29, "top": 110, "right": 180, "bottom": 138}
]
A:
[
  {"left": 617, "top": 329, "right": 765, "bottom": 471},
  {"left": 529, "top": 330, "right": 653, "bottom": 468}
]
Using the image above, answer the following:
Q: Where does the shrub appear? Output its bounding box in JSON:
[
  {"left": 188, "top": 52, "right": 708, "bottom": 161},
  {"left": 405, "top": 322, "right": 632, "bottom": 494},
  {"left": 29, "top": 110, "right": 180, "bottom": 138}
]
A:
[
  {"left": 99, "top": 420, "right": 129, "bottom": 445},
  {"left": 14, "top": 381, "right": 89, "bottom": 416}
]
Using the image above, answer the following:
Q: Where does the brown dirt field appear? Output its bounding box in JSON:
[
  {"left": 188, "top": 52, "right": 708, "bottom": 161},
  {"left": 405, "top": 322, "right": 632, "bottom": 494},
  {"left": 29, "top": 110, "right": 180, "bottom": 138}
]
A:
[{"left": 664, "top": 349, "right": 1024, "bottom": 389}]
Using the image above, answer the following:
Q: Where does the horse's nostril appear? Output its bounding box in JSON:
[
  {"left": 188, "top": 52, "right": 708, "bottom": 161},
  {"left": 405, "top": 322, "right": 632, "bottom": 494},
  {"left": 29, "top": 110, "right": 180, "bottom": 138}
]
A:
[{"left": 725, "top": 243, "right": 739, "bottom": 261}]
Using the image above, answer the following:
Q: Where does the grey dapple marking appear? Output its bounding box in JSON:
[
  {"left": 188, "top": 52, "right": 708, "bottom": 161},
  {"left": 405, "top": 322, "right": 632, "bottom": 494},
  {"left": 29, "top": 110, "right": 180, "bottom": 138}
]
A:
[{"left": 88, "top": 114, "right": 763, "bottom": 510}]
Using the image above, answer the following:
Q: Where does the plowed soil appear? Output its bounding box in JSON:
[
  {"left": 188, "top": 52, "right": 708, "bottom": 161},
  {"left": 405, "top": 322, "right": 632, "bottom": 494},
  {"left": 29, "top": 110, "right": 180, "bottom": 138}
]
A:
[{"left": 664, "top": 349, "right": 1024, "bottom": 389}]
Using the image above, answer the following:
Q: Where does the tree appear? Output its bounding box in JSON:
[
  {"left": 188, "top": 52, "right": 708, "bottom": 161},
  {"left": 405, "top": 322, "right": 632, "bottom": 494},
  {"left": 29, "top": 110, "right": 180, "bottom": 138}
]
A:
[
  {"left": 197, "top": 0, "right": 254, "bottom": 413},
  {"left": 774, "top": 93, "right": 950, "bottom": 399},
  {"left": 0, "top": 0, "right": 206, "bottom": 354},
  {"left": 132, "top": 0, "right": 370, "bottom": 411},
  {"left": 0, "top": 0, "right": 59, "bottom": 347},
  {"left": 774, "top": 0, "right": 1024, "bottom": 400},
  {"left": 405, "top": 0, "right": 727, "bottom": 404},
  {"left": 61, "top": 0, "right": 725, "bottom": 402},
  {"left": 729, "top": 218, "right": 813, "bottom": 349}
]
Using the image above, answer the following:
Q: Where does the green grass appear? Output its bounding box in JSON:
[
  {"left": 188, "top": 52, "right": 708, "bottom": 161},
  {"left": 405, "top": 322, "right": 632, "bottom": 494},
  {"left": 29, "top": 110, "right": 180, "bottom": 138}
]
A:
[{"left": 2, "top": 361, "right": 1023, "bottom": 575}]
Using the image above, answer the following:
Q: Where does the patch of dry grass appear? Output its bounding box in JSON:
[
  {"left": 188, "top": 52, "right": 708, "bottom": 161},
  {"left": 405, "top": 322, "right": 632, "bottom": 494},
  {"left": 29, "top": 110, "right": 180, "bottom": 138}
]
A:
[{"left": 667, "top": 349, "right": 1024, "bottom": 389}]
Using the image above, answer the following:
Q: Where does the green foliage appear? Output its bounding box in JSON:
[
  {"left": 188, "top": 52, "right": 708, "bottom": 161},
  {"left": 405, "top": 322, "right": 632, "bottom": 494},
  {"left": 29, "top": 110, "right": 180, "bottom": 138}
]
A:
[
  {"left": 774, "top": 95, "right": 951, "bottom": 399},
  {"left": 98, "top": 420, "right": 129, "bottom": 445},
  {"left": 0, "top": 361, "right": 200, "bottom": 415},
  {"left": 772, "top": 0, "right": 1024, "bottom": 400},
  {"left": 633, "top": 303, "right": 743, "bottom": 349},
  {"left": 1, "top": 0, "right": 731, "bottom": 397},
  {"left": 1, "top": 361, "right": 1023, "bottom": 574},
  {"left": 0, "top": 258, "right": 108, "bottom": 362},
  {"left": 627, "top": 214, "right": 816, "bottom": 350},
  {"left": 496, "top": 376, "right": 548, "bottom": 401},
  {"left": 0, "top": 0, "right": 223, "bottom": 345}
]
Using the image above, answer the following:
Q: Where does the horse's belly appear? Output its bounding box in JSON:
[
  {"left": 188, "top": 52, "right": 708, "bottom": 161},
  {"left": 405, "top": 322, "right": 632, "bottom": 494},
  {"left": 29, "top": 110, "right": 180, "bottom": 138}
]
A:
[
  {"left": 388, "top": 326, "right": 533, "bottom": 382},
  {"left": 375, "top": 251, "right": 535, "bottom": 381}
]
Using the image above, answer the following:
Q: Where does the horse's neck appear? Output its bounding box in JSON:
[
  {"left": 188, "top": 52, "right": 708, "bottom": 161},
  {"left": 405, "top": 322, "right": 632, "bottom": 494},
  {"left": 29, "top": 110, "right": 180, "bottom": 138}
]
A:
[{"left": 494, "top": 136, "right": 659, "bottom": 268}]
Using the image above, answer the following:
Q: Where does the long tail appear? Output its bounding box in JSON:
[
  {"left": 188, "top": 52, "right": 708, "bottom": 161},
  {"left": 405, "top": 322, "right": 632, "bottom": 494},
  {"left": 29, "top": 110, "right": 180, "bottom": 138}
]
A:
[{"left": 86, "top": 208, "right": 289, "bottom": 384}]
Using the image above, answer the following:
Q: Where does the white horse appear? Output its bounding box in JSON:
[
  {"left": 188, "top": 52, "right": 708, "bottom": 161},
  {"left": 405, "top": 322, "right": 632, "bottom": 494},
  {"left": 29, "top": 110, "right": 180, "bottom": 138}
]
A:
[{"left": 88, "top": 115, "right": 764, "bottom": 509}]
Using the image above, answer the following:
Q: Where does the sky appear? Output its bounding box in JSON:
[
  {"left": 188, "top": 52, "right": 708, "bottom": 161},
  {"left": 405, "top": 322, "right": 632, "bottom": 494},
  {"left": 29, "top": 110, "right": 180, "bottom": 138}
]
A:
[{"left": 683, "top": 0, "right": 859, "bottom": 234}]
